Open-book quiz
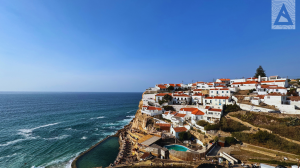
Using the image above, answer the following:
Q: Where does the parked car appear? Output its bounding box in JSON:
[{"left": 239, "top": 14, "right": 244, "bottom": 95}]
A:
[
  {"left": 252, "top": 109, "right": 261, "bottom": 112},
  {"left": 268, "top": 111, "right": 281, "bottom": 113}
]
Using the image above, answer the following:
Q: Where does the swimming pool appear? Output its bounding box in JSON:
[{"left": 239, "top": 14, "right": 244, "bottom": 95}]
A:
[{"left": 164, "top": 145, "right": 189, "bottom": 151}]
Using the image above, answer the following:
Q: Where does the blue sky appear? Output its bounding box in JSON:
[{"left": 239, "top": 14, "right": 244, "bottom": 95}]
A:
[{"left": 0, "top": 0, "right": 299, "bottom": 92}]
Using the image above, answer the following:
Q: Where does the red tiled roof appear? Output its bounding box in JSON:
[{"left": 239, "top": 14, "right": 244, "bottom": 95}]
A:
[
  {"left": 173, "top": 127, "right": 187, "bottom": 132},
  {"left": 155, "top": 93, "right": 172, "bottom": 96},
  {"left": 232, "top": 82, "right": 244, "bottom": 85},
  {"left": 256, "top": 95, "right": 265, "bottom": 99},
  {"left": 192, "top": 83, "right": 197, "bottom": 86},
  {"left": 164, "top": 112, "right": 169, "bottom": 115},
  {"left": 173, "top": 94, "right": 190, "bottom": 97},
  {"left": 180, "top": 108, "right": 205, "bottom": 115},
  {"left": 210, "top": 88, "right": 229, "bottom": 90},
  {"left": 192, "top": 110, "right": 205, "bottom": 115},
  {"left": 268, "top": 86, "right": 287, "bottom": 89},
  {"left": 205, "top": 106, "right": 211, "bottom": 109},
  {"left": 147, "top": 106, "right": 162, "bottom": 110},
  {"left": 193, "top": 89, "right": 202, "bottom": 91},
  {"left": 180, "top": 108, "right": 198, "bottom": 112},
  {"left": 209, "top": 108, "right": 222, "bottom": 112},
  {"left": 205, "top": 96, "right": 230, "bottom": 99},
  {"left": 175, "top": 113, "right": 186, "bottom": 117},
  {"left": 207, "top": 83, "right": 213, "bottom": 85},
  {"left": 157, "top": 85, "right": 167, "bottom": 89},
  {"left": 170, "top": 111, "right": 177, "bottom": 115},
  {"left": 219, "top": 79, "right": 230, "bottom": 81},
  {"left": 260, "top": 85, "right": 278, "bottom": 88},
  {"left": 193, "top": 93, "right": 205, "bottom": 96},
  {"left": 267, "top": 93, "right": 285, "bottom": 96},
  {"left": 243, "top": 81, "right": 258, "bottom": 84},
  {"left": 289, "top": 96, "right": 300, "bottom": 101},
  {"left": 261, "top": 80, "right": 286, "bottom": 83}
]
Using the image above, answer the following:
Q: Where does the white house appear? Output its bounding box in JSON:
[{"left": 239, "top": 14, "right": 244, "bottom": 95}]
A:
[
  {"left": 192, "top": 93, "right": 205, "bottom": 104},
  {"left": 267, "top": 86, "right": 287, "bottom": 95},
  {"left": 216, "top": 79, "right": 230, "bottom": 85},
  {"left": 172, "top": 94, "right": 191, "bottom": 105},
  {"left": 230, "top": 78, "right": 246, "bottom": 84},
  {"left": 203, "top": 96, "right": 232, "bottom": 106},
  {"left": 231, "top": 81, "right": 258, "bottom": 90},
  {"left": 141, "top": 106, "right": 163, "bottom": 116},
  {"left": 213, "top": 82, "right": 226, "bottom": 87},
  {"left": 196, "top": 83, "right": 212, "bottom": 89},
  {"left": 246, "top": 77, "right": 258, "bottom": 81},
  {"left": 179, "top": 108, "right": 205, "bottom": 120},
  {"left": 209, "top": 88, "right": 231, "bottom": 97},
  {"left": 155, "top": 84, "right": 168, "bottom": 91},
  {"left": 167, "top": 84, "right": 181, "bottom": 90},
  {"left": 287, "top": 96, "right": 300, "bottom": 109},
  {"left": 155, "top": 93, "right": 172, "bottom": 102},
  {"left": 263, "top": 93, "right": 287, "bottom": 106},
  {"left": 204, "top": 107, "right": 223, "bottom": 123},
  {"left": 162, "top": 111, "right": 177, "bottom": 120},
  {"left": 260, "top": 80, "right": 288, "bottom": 87},
  {"left": 170, "top": 125, "right": 188, "bottom": 139}
]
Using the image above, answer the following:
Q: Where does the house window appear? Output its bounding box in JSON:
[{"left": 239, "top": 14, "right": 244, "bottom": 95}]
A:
[
  {"left": 276, "top": 89, "right": 278, "bottom": 91},
  {"left": 223, "top": 100, "right": 225, "bottom": 102},
  {"left": 222, "top": 91, "right": 224, "bottom": 93},
  {"left": 227, "top": 91, "right": 228, "bottom": 93},
  {"left": 217, "top": 91, "right": 218, "bottom": 94},
  {"left": 211, "top": 91, "right": 213, "bottom": 93}
]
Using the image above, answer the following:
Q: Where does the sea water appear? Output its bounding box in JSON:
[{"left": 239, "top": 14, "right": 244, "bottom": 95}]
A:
[{"left": 0, "top": 92, "right": 141, "bottom": 168}]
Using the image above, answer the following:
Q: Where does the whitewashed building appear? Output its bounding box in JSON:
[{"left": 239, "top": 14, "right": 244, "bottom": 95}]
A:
[
  {"left": 216, "top": 79, "right": 230, "bottom": 85},
  {"left": 192, "top": 93, "right": 205, "bottom": 104},
  {"left": 141, "top": 106, "right": 163, "bottom": 116},
  {"left": 263, "top": 93, "right": 287, "bottom": 106},
  {"left": 170, "top": 126, "right": 188, "bottom": 139},
  {"left": 204, "top": 106, "right": 223, "bottom": 123},
  {"left": 203, "top": 96, "right": 232, "bottom": 106},
  {"left": 209, "top": 88, "right": 231, "bottom": 97}
]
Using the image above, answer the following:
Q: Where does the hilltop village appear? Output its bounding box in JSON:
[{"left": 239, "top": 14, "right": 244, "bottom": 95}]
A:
[{"left": 111, "top": 76, "right": 300, "bottom": 168}]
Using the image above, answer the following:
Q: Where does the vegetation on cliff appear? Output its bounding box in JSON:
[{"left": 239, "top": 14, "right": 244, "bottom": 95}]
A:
[
  {"left": 232, "top": 131, "right": 300, "bottom": 155},
  {"left": 231, "top": 112, "right": 300, "bottom": 141}
]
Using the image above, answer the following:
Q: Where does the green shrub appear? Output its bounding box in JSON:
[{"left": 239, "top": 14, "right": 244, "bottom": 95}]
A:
[
  {"left": 197, "top": 120, "right": 209, "bottom": 127},
  {"left": 204, "top": 123, "right": 220, "bottom": 131},
  {"left": 178, "top": 131, "right": 192, "bottom": 141},
  {"left": 223, "top": 104, "right": 241, "bottom": 115},
  {"left": 225, "top": 137, "right": 238, "bottom": 145},
  {"left": 163, "top": 106, "right": 175, "bottom": 111},
  {"left": 220, "top": 117, "right": 250, "bottom": 132}
]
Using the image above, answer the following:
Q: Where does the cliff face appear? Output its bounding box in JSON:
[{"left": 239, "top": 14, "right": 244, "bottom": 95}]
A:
[{"left": 131, "top": 100, "right": 150, "bottom": 130}]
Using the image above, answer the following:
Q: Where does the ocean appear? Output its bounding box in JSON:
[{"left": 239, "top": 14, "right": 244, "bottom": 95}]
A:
[{"left": 0, "top": 92, "right": 142, "bottom": 168}]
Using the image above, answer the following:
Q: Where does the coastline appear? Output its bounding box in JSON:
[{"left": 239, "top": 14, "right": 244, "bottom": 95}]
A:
[
  {"left": 71, "top": 122, "right": 131, "bottom": 168},
  {"left": 71, "top": 94, "right": 144, "bottom": 168}
]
